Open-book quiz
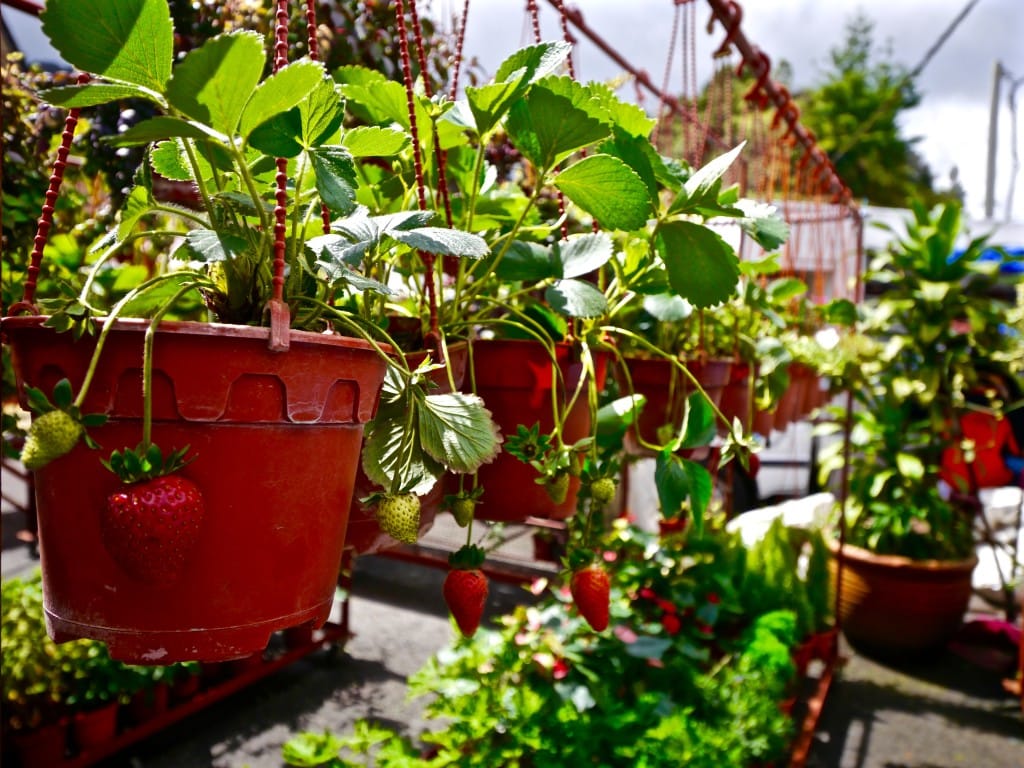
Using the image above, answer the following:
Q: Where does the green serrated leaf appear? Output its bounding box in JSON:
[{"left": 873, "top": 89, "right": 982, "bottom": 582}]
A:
[
  {"left": 418, "top": 392, "right": 501, "bottom": 474},
  {"left": 107, "top": 116, "right": 217, "bottom": 148},
  {"left": 166, "top": 31, "right": 265, "bottom": 136},
  {"left": 654, "top": 450, "right": 689, "bottom": 517},
  {"left": 506, "top": 85, "right": 609, "bottom": 170},
  {"left": 342, "top": 125, "right": 410, "bottom": 158},
  {"left": 361, "top": 380, "right": 443, "bottom": 495},
  {"left": 642, "top": 293, "right": 693, "bottom": 322},
  {"left": 680, "top": 459, "right": 711, "bottom": 530},
  {"left": 150, "top": 141, "right": 192, "bottom": 181},
  {"left": 677, "top": 393, "right": 716, "bottom": 450},
  {"left": 655, "top": 220, "right": 739, "bottom": 308},
  {"left": 388, "top": 227, "right": 489, "bottom": 259},
  {"left": 671, "top": 142, "right": 745, "bottom": 214},
  {"left": 309, "top": 146, "right": 358, "bottom": 216},
  {"left": 39, "top": 82, "right": 159, "bottom": 109},
  {"left": 544, "top": 279, "right": 608, "bottom": 319},
  {"left": 116, "top": 186, "right": 154, "bottom": 243},
  {"left": 492, "top": 240, "right": 556, "bottom": 281},
  {"left": 42, "top": 0, "right": 173, "bottom": 93},
  {"left": 119, "top": 274, "right": 199, "bottom": 317},
  {"left": 558, "top": 232, "right": 614, "bottom": 279},
  {"left": 239, "top": 60, "right": 325, "bottom": 139},
  {"left": 553, "top": 154, "right": 651, "bottom": 232},
  {"left": 180, "top": 229, "right": 248, "bottom": 263}
]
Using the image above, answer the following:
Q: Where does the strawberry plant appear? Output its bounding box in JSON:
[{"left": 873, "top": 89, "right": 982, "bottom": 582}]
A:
[{"left": 283, "top": 520, "right": 802, "bottom": 767}]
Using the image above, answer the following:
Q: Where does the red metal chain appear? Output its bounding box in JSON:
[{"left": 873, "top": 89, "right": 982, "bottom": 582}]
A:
[
  {"left": 449, "top": 0, "right": 471, "bottom": 101},
  {"left": 266, "top": 0, "right": 292, "bottom": 351},
  {"left": 395, "top": 0, "right": 440, "bottom": 350},
  {"left": 8, "top": 72, "right": 90, "bottom": 317},
  {"left": 408, "top": 0, "right": 455, "bottom": 233}
]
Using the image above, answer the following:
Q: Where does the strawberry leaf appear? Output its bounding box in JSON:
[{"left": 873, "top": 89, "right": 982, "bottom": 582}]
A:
[{"left": 418, "top": 393, "right": 502, "bottom": 474}]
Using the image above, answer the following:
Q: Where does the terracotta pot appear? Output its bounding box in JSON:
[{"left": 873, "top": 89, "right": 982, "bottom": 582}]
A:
[
  {"left": 71, "top": 702, "right": 119, "bottom": 752},
  {"left": 828, "top": 539, "right": 978, "bottom": 658},
  {"left": 465, "top": 339, "right": 607, "bottom": 522},
  {"left": 345, "top": 342, "right": 468, "bottom": 555},
  {"left": 616, "top": 356, "right": 731, "bottom": 454},
  {"left": 3, "top": 317, "right": 387, "bottom": 664}
]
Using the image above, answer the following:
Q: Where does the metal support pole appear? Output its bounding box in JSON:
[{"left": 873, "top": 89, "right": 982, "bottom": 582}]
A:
[{"left": 984, "top": 61, "right": 1003, "bottom": 220}]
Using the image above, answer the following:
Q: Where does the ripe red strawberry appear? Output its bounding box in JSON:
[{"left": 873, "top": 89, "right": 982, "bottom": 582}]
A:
[
  {"left": 570, "top": 564, "right": 610, "bottom": 632},
  {"left": 443, "top": 545, "right": 489, "bottom": 638},
  {"left": 101, "top": 474, "right": 205, "bottom": 584}
]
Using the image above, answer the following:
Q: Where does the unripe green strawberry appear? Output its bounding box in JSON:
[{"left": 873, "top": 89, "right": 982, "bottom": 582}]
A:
[
  {"left": 20, "top": 410, "right": 83, "bottom": 470},
  {"left": 543, "top": 472, "right": 570, "bottom": 504},
  {"left": 376, "top": 493, "right": 421, "bottom": 545},
  {"left": 451, "top": 496, "right": 476, "bottom": 528},
  {"left": 591, "top": 477, "right": 617, "bottom": 507}
]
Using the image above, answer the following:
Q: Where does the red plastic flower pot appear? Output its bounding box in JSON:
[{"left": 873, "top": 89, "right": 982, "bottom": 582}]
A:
[
  {"left": 3, "top": 317, "right": 387, "bottom": 664},
  {"left": 465, "top": 339, "right": 607, "bottom": 522}
]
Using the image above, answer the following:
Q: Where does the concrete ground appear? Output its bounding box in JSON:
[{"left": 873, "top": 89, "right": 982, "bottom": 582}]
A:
[{"left": 2, "top": 468, "right": 1022, "bottom": 768}]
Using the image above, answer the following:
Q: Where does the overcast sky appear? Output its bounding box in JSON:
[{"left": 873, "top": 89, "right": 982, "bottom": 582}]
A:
[
  {"left": 454, "top": 0, "right": 1024, "bottom": 223},
  {"left": 6, "top": 0, "right": 1022, "bottom": 223}
]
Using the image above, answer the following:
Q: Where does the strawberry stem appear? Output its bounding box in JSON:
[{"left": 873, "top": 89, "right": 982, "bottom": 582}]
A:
[
  {"left": 142, "top": 285, "right": 195, "bottom": 449},
  {"left": 73, "top": 273, "right": 206, "bottom": 412}
]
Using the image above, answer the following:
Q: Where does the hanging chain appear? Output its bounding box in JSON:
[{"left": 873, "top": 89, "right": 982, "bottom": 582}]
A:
[
  {"left": 266, "top": 0, "right": 292, "bottom": 351},
  {"left": 8, "top": 73, "right": 91, "bottom": 316},
  {"left": 395, "top": 0, "right": 441, "bottom": 353}
]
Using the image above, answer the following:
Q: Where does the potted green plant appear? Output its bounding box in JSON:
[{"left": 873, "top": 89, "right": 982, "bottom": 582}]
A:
[
  {"left": 818, "top": 200, "right": 1022, "bottom": 656},
  {"left": 62, "top": 639, "right": 124, "bottom": 752},
  {"left": 2, "top": 0, "right": 499, "bottom": 663},
  {"left": 1, "top": 572, "right": 71, "bottom": 767}
]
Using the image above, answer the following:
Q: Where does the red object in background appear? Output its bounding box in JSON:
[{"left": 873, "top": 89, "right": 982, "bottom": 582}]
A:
[{"left": 941, "top": 411, "right": 1021, "bottom": 491}]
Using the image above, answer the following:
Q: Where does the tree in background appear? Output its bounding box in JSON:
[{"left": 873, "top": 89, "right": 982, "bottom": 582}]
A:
[{"left": 799, "top": 11, "right": 962, "bottom": 209}]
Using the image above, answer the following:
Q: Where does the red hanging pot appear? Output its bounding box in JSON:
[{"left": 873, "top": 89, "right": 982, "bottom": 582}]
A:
[
  {"left": 3, "top": 317, "right": 387, "bottom": 664},
  {"left": 463, "top": 339, "right": 607, "bottom": 522},
  {"left": 345, "top": 341, "right": 469, "bottom": 555},
  {"left": 615, "top": 356, "right": 731, "bottom": 454},
  {"left": 717, "top": 361, "right": 752, "bottom": 430}
]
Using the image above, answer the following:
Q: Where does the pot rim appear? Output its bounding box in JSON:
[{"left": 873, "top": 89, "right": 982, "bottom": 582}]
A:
[
  {"left": 826, "top": 535, "right": 978, "bottom": 572},
  {"left": 1, "top": 315, "right": 392, "bottom": 355}
]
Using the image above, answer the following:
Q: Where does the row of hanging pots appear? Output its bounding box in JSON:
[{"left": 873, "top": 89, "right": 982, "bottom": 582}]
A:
[{"left": 616, "top": 356, "right": 827, "bottom": 454}]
